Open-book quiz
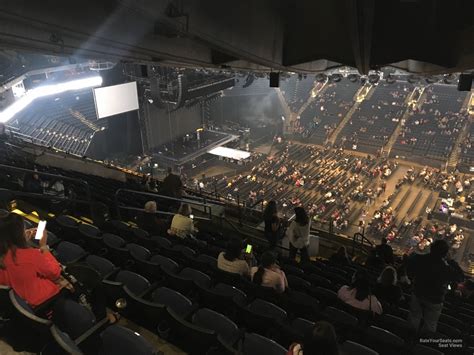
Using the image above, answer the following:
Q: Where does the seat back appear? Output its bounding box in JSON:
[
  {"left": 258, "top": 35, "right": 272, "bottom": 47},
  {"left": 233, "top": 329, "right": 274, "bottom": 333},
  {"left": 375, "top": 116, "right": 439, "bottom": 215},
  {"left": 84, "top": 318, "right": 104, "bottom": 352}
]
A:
[
  {"left": 149, "top": 255, "right": 179, "bottom": 273},
  {"left": 179, "top": 267, "right": 212, "bottom": 289},
  {"left": 127, "top": 243, "right": 151, "bottom": 261},
  {"left": 247, "top": 299, "right": 287, "bottom": 321},
  {"left": 53, "top": 299, "right": 96, "bottom": 339},
  {"left": 242, "top": 333, "right": 286, "bottom": 355},
  {"left": 152, "top": 287, "right": 193, "bottom": 318},
  {"left": 56, "top": 241, "right": 86, "bottom": 264},
  {"left": 341, "top": 340, "right": 379, "bottom": 355},
  {"left": 103, "top": 233, "right": 125, "bottom": 248},
  {"left": 101, "top": 325, "right": 157, "bottom": 355},
  {"left": 116, "top": 270, "right": 151, "bottom": 296},
  {"left": 193, "top": 308, "right": 240, "bottom": 346},
  {"left": 364, "top": 326, "right": 405, "bottom": 355},
  {"left": 45, "top": 326, "right": 84, "bottom": 355},
  {"left": 86, "top": 255, "right": 116, "bottom": 278}
]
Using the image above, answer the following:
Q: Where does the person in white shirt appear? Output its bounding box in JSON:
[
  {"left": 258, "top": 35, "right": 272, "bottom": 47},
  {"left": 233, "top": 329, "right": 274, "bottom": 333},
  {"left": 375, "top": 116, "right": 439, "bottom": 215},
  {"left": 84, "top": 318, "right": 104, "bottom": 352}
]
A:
[
  {"left": 169, "top": 203, "right": 197, "bottom": 238},
  {"left": 286, "top": 207, "right": 311, "bottom": 263}
]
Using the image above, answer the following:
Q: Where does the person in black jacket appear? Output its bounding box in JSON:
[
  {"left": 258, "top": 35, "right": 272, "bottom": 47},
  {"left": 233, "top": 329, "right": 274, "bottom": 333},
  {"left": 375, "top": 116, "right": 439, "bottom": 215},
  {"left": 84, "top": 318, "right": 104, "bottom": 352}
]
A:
[
  {"left": 407, "top": 240, "right": 464, "bottom": 333},
  {"left": 375, "top": 237, "right": 394, "bottom": 264}
]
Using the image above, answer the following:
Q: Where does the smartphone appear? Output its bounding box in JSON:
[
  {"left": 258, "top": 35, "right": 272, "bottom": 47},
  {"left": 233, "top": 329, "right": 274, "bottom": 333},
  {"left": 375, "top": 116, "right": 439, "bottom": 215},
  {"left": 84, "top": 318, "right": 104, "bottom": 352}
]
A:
[
  {"left": 190, "top": 214, "right": 194, "bottom": 219},
  {"left": 245, "top": 244, "right": 253, "bottom": 254},
  {"left": 35, "top": 220, "right": 47, "bottom": 240},
  {"left": 447, "top": 284, "right": 451, "bottom": 290}
]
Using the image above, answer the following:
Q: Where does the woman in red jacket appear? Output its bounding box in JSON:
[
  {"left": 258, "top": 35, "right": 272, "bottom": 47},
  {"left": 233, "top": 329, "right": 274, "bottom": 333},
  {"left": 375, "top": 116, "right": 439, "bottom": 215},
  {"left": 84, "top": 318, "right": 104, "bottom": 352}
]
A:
[{"left": 0, "top": 210, "right": 62, "bottom": 307}]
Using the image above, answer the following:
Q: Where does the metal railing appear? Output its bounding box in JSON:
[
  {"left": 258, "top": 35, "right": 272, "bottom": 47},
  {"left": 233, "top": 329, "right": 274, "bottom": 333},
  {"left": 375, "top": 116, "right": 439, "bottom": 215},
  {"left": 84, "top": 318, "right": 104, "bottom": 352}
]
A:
[
  {"left": 114, "top": 189, "right": 214, "bottom": 221},
  {"left": 116, "top": 205, "right": 211, "bottom": 222},
  {"left": 0, "top": 164, "right": 93, "bottom": 215}
]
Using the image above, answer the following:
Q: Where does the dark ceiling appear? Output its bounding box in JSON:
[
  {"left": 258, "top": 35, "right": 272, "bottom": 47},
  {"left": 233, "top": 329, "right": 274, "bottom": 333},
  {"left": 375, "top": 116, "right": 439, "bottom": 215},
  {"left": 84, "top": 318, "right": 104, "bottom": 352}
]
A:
[{"left": 0, "top": 0, "right": 473, "bottom": 74}]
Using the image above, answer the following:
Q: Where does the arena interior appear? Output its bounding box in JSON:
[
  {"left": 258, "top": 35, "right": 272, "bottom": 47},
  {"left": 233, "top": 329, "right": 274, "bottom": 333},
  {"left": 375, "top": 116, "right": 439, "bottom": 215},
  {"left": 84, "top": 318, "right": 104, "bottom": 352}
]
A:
[{"left": 0, "top": 1, "right": 474, "bottom": 354}]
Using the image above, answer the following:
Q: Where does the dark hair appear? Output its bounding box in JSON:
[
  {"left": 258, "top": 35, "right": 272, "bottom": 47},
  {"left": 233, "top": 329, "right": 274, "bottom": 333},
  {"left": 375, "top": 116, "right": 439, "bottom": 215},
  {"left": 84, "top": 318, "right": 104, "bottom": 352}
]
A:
[
  {"left": 253, "top": 252, "right": 276, "bottom": 286},
  {"left": 0, "top": 211, "right": 27, "bottom": 269},
  {"left": 381, "top": 237, "right": 387, "bottom": 245},
  {"left": 294, "top": 206, "right": 309, "bottom": 226},
  {"left": 224, "top": 239, "right": 242, "bottom": 262},
  {"left": 350, "top": 270, "right": 371, "bottom": 301},
  {"left": 430, "top": 239, "right": 449, "bottom": 258},
  {"left": 263, "top": 201, "right": 277, "bottom": 221},
  {"left": 303, "top": 321, "right": 339, "bottom": 355},
  {"left": 379, "top": 266, "right": 397, "bottom": 286},
  {"left": 336, "top": 246, "right": 348, "bottom": 258}
]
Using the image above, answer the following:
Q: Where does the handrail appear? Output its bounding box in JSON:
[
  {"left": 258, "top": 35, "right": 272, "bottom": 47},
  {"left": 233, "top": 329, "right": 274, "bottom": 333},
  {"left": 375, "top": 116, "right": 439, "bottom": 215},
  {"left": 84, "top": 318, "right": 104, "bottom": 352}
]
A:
[
  {"left": 351, "top": 232, "right": 374, "bottom": 256},
  {"left": 114, "top": 188, "right": 213, "bottom": 220},
  {"left": 0, "top": 164, "right": 92, "bottom": 211},
  {"left": 116, "top": 205, "right": 211, "bottom": 222}
]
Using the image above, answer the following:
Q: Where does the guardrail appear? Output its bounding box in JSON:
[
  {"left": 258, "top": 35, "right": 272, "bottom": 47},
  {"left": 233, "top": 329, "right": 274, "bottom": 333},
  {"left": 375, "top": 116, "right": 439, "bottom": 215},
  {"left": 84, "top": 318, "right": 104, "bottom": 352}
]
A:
[{"left": 114, "top": 189, "right": 214, "bottom": 220}]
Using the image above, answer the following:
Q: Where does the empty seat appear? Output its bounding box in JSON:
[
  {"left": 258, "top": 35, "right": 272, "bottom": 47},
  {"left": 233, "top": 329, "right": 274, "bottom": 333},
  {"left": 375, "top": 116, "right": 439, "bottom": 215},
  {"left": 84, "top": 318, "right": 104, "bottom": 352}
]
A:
[
  {"left": 85, "top": 255, "right": 117, "bottom": 278},
  {"left": 193, "top": 308, "right": 240, "bottom": 346},
  {"left": 55, "top": 241, "right": 87, "bottom": 265},
  {"left": 115, "top": 270, "right": 151, "bottom": 296},
  {"left": 100, "top": 325, "right": 158, "bottom": 355},
  {"left": 363, "top": 326, "right": 405, "bottom": 355},
  {"left": 152, "top": 287, "right": 194, "bottom": 318},
  {"left": 341, "top": 340, "right": 379, "bottom": 355},
  {"left": 242, "top": 333, "right": 286, "bottom": 355}
]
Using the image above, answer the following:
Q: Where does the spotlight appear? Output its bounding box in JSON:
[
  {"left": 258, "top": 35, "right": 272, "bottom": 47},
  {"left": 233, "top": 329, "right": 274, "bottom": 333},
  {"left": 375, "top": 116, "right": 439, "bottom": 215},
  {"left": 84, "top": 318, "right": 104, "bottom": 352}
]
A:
[
  {"left": 315, "top": 74, "right": 328, "bottom": 83},
  {"left": 368, "top": 74, "right": 379, "bottom": 84},
  {"left": 385, "top": 74, "right": 396, "bottom": 84},
  {"left": 348, "top": 74, "right": 359, "bottom": 83},
  {"left": 330, "top": 74, "right": 342, "bottom": 82}
]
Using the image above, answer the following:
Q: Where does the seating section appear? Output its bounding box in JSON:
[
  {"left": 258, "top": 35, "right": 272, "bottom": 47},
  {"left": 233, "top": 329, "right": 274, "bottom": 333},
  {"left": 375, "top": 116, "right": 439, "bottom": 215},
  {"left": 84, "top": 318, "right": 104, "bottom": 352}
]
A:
[
  {"left": 11, "top": 208, "right": 468, "bottom": 355},
  {"left": 280, "top": 75, "right": 315, "bottom": 112},
  {"left": 299, "top": 79, "right": 359, "bottom": 144},
  {"left": 460, "top": 121, "right": 474, "bottom": 168},
  {"left": 10, "top": 89, "right": 100, "bottom": 156},
  {"left": 337, "top": 82, "right": 411, "bottom": 153},
  {"left": 392, "top": 84, "right": 468, "bottom": 161}
]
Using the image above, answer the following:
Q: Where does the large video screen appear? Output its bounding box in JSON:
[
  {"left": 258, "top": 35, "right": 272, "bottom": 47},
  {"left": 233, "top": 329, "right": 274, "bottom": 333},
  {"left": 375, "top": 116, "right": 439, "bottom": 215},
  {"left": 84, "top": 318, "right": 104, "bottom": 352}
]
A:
[{"left": 93, "top": 82, "right": 139, "bottom": 119}]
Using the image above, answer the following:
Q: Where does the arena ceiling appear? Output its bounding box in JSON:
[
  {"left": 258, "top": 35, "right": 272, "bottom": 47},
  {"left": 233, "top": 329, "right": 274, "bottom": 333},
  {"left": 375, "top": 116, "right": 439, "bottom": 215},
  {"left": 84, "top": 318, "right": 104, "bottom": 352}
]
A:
[{"left": 0, "top": 0, "right": 473, "bottom": 75}]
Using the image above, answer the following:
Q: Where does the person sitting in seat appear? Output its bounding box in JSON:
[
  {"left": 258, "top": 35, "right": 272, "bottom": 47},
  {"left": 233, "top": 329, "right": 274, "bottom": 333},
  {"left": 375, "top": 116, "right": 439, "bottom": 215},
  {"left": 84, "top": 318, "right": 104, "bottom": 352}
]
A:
[
  {"left": 169, "top": 203, "right": 197, "bottom": 238},
  {"left": 337, "top": 270, "right": 383, "bottom": 314},
  {"left": 329, "top": 246, "right": 351, "bottom": 265},
  {"left": 0, "top": 210, "right": 62, "bottom": 307},
  {"left": 138, "top": 201, "right": 168, "bottom": 236},
  {"left": 217, "top": 238, "right": 252, "bottom": 277},
  {"left": 373, "top": 266, "right": 403, "bottom": 306},
  {"left": 287, "top": 320, "right": 339, "bottom": 355},
  {"left": 251, "top": 252, "right": 288, "bottom": 293}
]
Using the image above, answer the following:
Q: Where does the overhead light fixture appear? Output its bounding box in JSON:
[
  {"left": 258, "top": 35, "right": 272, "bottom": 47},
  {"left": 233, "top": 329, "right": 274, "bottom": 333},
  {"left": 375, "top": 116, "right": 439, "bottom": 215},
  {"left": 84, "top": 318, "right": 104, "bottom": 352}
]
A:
[{"left": 0, "top": 76, "right": 103, "bottom": 123}]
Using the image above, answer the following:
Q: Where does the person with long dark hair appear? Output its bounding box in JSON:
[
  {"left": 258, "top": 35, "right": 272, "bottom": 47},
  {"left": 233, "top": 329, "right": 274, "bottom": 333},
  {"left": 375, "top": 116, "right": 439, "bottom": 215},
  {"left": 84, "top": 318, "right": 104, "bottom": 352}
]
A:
[
  {"left": 374, "top": 266, "right": 403, "bottom": 305},
  {"left": 0, "top": 210, "right": 62, "bottom": 307},
  {"left": 287, "top": 207, "right": 311, "bottom": 263},
  {"left": 217, "top": 238, "right": 251, "bottom": 276},
  {"left": 337, "top": 270, "right": 382, "bottom": 314},
  {"left": 330, "top": 246, "right": 351, "bottom": 265},
  {"left": 251, "top": 252, "right": 288, "bottom": 293},
  {"left": 263, "top": 201, "right": 281, "bottom": 249},
  {"left": 287, "top": 321, "right": 339, "bottom": 355}
]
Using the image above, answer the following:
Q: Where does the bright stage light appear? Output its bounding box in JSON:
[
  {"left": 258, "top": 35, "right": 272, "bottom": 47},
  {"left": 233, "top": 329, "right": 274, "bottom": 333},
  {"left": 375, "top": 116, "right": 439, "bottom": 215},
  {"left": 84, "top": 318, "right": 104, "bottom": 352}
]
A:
[{"left": 0, "top": 76, "right": 103, "bottom": 123}]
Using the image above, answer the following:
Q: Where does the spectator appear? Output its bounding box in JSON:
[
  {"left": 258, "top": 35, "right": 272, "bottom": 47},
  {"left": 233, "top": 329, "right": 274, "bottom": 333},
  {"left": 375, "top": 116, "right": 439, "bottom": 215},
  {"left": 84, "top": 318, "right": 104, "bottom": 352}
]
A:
[
  {"left": 251, "top": 252, "right": 288, "bottom": 293},
  {"left": 160, "top": 167, "right": 183, "bottom": 199},
  {"left": 407, "top": 240, "right": 464, "bottom": 333},
  {"left": 23, "top": 172, "right": 43, "bottom": 194},
  {"left": 138, "top": 201, "right": 168, "bottom": 236},
  {"left": 0, "top": 210, "right": 62, "bottom": 307},
  {"left": 263, "top": 200, "right": 281, "bottom": 249},
  {"left": 374, "top": 266, "right": 403, "bottom": 305},
  {"left": 287, "top": 207, "right": 311, "bottom": 263},
  {"left": 330, "top": 246, "right": 351, "bottom": 265},
  {"left": 375, "top": 237, "right": 394, "bottom": 264},
  {"left": 217, "top": 238, "right": 251, "bottom": 276},
  {"left": 169, "top": 203, "right": 197, "bottom": 238},
  {"left": 47, "top": 179, "right": 65, "bottom": 198},
  {"left": 337, "top": 270, "right": 383, "bottom": 314},
  {"left": 365, "top": 248, "right": 384, "bottom": 270},
  {"left": 287, "top": 321, "right": 339, "bottom": 355}
]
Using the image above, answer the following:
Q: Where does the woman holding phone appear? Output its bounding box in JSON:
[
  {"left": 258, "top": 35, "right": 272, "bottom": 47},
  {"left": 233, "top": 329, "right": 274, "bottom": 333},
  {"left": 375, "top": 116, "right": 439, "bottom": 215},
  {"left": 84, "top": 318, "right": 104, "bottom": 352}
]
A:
[{"left": 0, "top": 210, "right": 62, "bottom": 307}]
